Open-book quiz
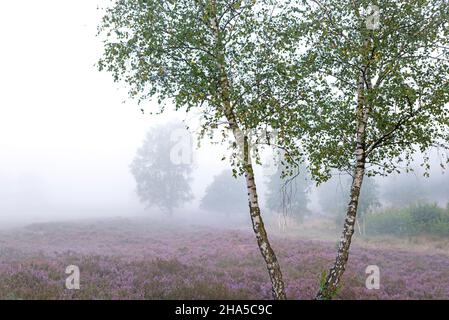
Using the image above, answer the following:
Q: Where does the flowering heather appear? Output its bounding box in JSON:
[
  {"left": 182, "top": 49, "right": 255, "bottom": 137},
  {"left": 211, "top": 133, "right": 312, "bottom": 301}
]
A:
[{"left": 0, "top": 218, "right": 448, "bottom": 299}]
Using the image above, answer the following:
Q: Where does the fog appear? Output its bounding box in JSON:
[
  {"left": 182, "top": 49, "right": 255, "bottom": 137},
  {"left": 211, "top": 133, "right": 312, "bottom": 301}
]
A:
[
  {"left": 0, "top": 0, "right": 448, "bottom": 303},
  {"left": 0, "top": 1, "right": 448, "bottom": 229},
  {"left": 0, "top": 0, "right": 225, "bottom": 227}
]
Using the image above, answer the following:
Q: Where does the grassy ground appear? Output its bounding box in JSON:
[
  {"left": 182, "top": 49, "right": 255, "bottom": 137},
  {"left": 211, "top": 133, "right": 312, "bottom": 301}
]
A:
[
  {"left": 0, "top": 216, "right": 448, "bottom": 299},
  {"left": 277, "top": 217, "right": 449, "bottom": 257}
]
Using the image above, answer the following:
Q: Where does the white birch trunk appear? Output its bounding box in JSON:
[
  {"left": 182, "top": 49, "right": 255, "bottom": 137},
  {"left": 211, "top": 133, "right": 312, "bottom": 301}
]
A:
[
  {"left": 316, "top": 52, "right": 370, "bottom": 299},
  {"left": 209, "top": 1, "right": 286, "bottom": 299}
]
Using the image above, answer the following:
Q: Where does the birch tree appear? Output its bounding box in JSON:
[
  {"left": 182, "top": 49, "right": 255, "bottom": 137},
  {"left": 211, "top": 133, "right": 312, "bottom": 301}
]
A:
[
  {"left": 288, "top": 0, "right": 449, "bottom": 299},
  {"left": 98, "top": 0, "right": 302, "bottom": 299}
]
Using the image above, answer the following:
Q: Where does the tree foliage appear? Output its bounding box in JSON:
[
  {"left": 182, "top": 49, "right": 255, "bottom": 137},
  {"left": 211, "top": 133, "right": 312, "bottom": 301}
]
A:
[
  {"left": 98, "top": 0, "right": 303, "bottom": 167},
  {"left": 98, "top": 0, "right": 304, "bottom": 300},
  {"left": 288, "top": 0, "right": 449, "bottom": 180},
  {"left": 99, "top": 0, "right": 449, "bottom": 300},
  {"left": 200, "top": 170, "right": 247, "bottom": 216},
  {"left": 274, "top": 0, "right": 449, "bottom": 299},
  {"left": 130, "top": 123, "right": 193, "bottom": 214}
]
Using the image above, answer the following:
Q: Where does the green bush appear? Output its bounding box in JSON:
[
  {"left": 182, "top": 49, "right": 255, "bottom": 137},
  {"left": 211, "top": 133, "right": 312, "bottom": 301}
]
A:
[{"left": 365, "top": 203, "right": 449, "bottom": 237}]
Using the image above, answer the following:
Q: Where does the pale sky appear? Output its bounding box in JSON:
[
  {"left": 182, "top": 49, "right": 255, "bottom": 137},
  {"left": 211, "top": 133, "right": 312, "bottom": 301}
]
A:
[
  {"left": 1, "top": 1, "right": 446, "bottom": 226},
  {"left": 0, "top": 0, "right": 230, "bottom": 224}
]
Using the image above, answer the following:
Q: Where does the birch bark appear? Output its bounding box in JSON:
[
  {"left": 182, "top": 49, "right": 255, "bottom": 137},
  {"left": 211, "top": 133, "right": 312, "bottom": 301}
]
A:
[
  {"left": 316, "top": 49, "right": 371, "bottom": 299},
  {"left": 208, "top": 1, "right": 287, "bottom": 300}
]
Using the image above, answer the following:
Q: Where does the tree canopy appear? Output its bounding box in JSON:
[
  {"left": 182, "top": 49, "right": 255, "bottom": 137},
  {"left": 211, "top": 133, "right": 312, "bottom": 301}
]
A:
[
  {"left": 200, "top": 170, "right": 247, "bottom": 216},
  {"left": 288, "top": 0, "right": 449, "bottom": 180},
  {"left": 130, "top": 123, "right": 194, "bottom": 215},
  {"left": 99, "top": 0, "right": 449, "bottom": 300},
  {"left": 288, "top": 0, "right": 449, "bottom": 299},
  {"left": 98, "top": 0, "right": 305, "bottom": 299}
]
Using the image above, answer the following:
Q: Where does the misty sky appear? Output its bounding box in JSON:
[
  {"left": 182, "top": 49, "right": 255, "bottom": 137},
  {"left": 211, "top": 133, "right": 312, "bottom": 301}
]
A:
[
  {"left": 0, "top": 1, "right": 231, "bottom": 225},
  {"left": 0, "top": 1, "right": 447, "bottom": 227}
]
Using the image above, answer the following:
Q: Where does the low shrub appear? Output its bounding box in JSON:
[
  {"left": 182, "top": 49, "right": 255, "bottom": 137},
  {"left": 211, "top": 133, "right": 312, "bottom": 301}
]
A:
[{"left": 365, "top": 203, "right": 449, "bottom": 237}]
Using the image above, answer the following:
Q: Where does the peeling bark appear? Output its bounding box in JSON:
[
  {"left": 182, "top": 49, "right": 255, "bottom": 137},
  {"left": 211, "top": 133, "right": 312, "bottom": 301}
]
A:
[
  {"left": 222, "top": 82, "right": 287, "bottom": 301},
  {"left": 316, "top": 161, "right": 365, "bottom": 299},
  {"left": 208, "top": 1, "right": 286, "bottom": 300},
  {"left": 316, "top": 49, "right": 371, "bottom": 299},
  {"left": 220, "top": 79, "right": 286, "bottom": 300},
  {"left": 244, "top": 157, "right": 287, "bottom": 300}
]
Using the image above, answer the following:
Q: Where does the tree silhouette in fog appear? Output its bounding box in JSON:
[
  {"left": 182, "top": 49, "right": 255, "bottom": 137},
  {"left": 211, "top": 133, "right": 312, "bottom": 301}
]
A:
[
  {"left": 130, "top": 123, "right": 193, "bottom": 215},
  {"left": 200, "top": 170, "right": 247, "bottom": 217}
]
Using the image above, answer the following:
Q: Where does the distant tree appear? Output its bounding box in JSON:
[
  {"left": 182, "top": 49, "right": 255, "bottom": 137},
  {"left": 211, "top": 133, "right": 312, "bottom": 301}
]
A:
[
  {"left": 130, "top": 123, "right": 193, "bottom": 215},
  {"left": 381, "top": 174, "right": 428, "bottom": 208},
  {"left": 200, "top": 170, "right": 247, "bottom": 216},
  {"left": 357, "top": 177, "right": 381, "bottom": 235},
  {"left": 318, "top": 176, "right": 380, "bottom": 234},
  {"left": 265, "top": 163, "right": 311, "bottom": 223},
  {"left": 317, "top": 176, "right": 349, "bottom": 219},
  {"left": 98, "top": 0, "right": 302, "bottom": 299}
]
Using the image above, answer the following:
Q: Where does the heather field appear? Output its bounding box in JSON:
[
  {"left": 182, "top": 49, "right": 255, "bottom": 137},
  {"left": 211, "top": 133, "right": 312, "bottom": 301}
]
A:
[{"left": 0, "top": 217, "right": 448, "bottom": 300}]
